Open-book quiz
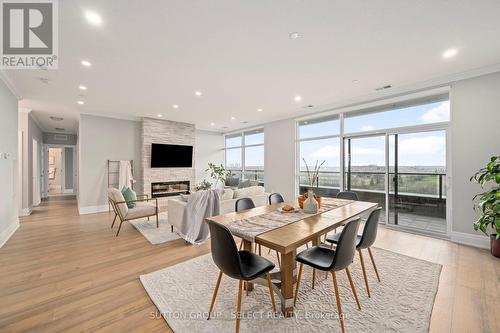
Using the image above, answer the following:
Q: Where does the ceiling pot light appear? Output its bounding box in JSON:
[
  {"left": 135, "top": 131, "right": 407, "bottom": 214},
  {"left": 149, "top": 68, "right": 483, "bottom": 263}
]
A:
[
  {"left": 231, "top": 116, "right": 236, "bottom": 120},
  {"left": 81, "top": 60, "right": 92, "bottom": 67},
  {"left": 49, "top": 116, "right": 64, "bottom": 121},
  {"left": 442, "top": 48, "right": 458, "bottom": 59},
  {"left": 157, "top": 114, "right": 163, "bottom": 118},
  {"left": 77, "top": 101, "right": 84, "bottom": 105},
  {"left": 257, "top": 108, "right": 263, "bottom": 112},
  {"left": 84, "top": 10, "right": 103, "bottom": 26},
  {"left": 289, "top": 32, "right": 300, "bottom": 39},
  {"left": 172, "top": 104, "right": 179, "bottom": 109},
  {"left": 79, "top": 85, "right": 87, "bottom": 90},
  {"left": 195, "top": 91, "right": 202, "bottom": 96},
  {"left": 294, "top": 95, "right": 302, "bottom": 102},
  {"left": 210, "top": 122, "right": 215, "bottom": 126}
]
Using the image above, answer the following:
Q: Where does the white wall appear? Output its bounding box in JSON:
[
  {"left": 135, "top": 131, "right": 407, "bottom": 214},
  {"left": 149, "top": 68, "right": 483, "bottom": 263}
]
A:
[
  {"left": 264, "top": 119, "right": 297, "bottom": 201},
  {"left": 450, "top": 71, "right": 500, "bottom": 239},
  {"left": 0, "top": 78, "right": 19, "bottom": 247},
  {"left": 195, "top": 130, "right": 224, "bottom": 186},
  {"left": 78, "top": 114, "right": 142, "bottom": 214}
]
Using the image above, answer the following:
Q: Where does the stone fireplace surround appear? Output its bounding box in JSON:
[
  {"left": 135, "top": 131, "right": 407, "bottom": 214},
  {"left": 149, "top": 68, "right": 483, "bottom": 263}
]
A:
[{"left": 140, "top": 118, "right": 195, "bottom": 200}]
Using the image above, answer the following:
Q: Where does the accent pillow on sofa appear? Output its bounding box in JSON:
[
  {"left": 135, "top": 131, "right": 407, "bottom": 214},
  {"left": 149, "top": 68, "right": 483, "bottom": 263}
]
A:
[
  {"left": 233, "top": 187, "right": 254, "bottom": 199},
  {"left": 225, "top": 176, "right": 240, "bottom": 187},
  {"left": 238, "top": 179, "right": 251, "bottom": 188},
  {"left": 222, "top": 189, "right": 234, "bottom": 200},
  {"left": 121, "top": 186, "right": 137, "bottom": 208}
]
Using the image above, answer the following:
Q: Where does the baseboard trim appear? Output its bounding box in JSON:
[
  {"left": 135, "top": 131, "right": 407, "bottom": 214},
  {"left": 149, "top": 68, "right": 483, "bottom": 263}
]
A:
[
  {"left": 19, "top": 207, "right": 32, "bottom": 216},
  {"left": 0, "top": 218, "right": 20, "bottom": 248},
  {"left": 450, "top": 231, "right": 490, "bottom": 249},
  {"left": 78, "top": 204, "right": 109, "bottom": 215}
]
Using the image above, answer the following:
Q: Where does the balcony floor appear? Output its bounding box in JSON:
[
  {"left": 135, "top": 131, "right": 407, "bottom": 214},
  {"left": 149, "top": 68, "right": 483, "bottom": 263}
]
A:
[{"left": 379, "top": 211, "right": 447, "bottom": 234}]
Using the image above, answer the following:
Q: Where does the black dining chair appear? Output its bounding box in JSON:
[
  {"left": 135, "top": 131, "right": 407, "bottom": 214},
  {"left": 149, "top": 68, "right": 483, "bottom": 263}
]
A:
[
  {"left": 336, "top": 191, "right": 359, "bottom": 200},
  {"left": 207, "top": 220, "right": 276, "bottom": 333},
  {"left": 294, "top": 218, "right": 362, "bottom": 333},
  {"left": 269, "top": 193, "right": 284, "bottom": 205},
  {"left": 325, "top": 207, "right": 382, "bottom": 298}
]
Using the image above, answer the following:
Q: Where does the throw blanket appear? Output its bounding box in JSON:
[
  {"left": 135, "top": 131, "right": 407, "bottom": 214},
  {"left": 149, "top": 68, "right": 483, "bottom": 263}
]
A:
[
  {"left": 179, "top": 189, "right": 222, "bottom": 245},
  {"left": 118, "top": 160, "right": 135, "bottom": 190}
]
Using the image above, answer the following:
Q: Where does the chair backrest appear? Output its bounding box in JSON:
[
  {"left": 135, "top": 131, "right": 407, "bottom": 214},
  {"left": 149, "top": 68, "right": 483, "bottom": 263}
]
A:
[
  {"left": 107, "top": 188, "right": 128, "bottom": 217},
  {"left": 235, "top": 197, "right": 255, "bottom": 212},
  {"left": 330, "top": 218, "right": 361, "bottom": 271},
  {"left": 336, "top": 191, "right": 359, "bottom": 200},
  {"left": 358, "top": 207, "right": 382, "bottom": 249},
  {"left": 269, "top": 193, "right": 284, "bottom": 205},
  {"left": 207, "top": 220, "right": 242, "bottom": 279}
]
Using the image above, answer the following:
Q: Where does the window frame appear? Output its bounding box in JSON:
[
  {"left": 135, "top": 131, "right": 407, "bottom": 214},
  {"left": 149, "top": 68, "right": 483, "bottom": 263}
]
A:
[{"left": 224, "top": 127, "right": 265, "bottom": 182}]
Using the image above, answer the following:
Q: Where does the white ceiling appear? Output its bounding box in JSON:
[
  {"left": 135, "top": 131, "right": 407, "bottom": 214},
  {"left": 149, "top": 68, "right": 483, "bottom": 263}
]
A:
[{"left": 4, "top": 0, "right": 500, "bottom": 133}]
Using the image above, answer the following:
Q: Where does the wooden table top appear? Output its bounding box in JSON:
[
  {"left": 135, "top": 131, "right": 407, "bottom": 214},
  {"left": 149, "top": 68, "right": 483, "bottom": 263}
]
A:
[{"left": 206, "top": 199, "right": 378, "bottom": 254}]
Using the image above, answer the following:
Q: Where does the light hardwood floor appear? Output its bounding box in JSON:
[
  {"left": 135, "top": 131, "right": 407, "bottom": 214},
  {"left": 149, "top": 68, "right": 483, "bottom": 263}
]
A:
[{"left": 0, "top": 196, "right": 498, "bottom": 332}]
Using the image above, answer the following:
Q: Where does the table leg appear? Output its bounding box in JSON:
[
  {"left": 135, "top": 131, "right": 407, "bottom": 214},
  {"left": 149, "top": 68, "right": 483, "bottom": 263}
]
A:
[
  {"left": 243, "top": 239, "right": 254, "bottom": 292},
  {"left": 280, "top": 251, "right": 296, "bottom": 317}
]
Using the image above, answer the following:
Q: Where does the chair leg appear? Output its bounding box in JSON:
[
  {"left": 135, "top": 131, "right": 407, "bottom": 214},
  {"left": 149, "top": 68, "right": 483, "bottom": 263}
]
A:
[
  {"left": 171, "top": 225, "right": 174, "bottom": 232},
  {"left": 268, "top": 248, "right": 272, "bottom": 254},
  {"left": 147, "top": 216, "right": 150, "bottom": 221},
  {"left": 259, "top": 244, "right": 262, "bottom": 256},
  {"left": 293, "top": 263, "right": 304, "bottom": 305},
  {"left": 239, "top": 241, "right": 243, "bottom": 251},
  {"left": 331, "top": 271, "right": 345, "bottom": 333},
  {"left": 266, "top": 273, "right": 276, "bottom": 312},
  {"left": 236, "top": 280, "right": 243, "bottom": 333},
  {"left": 275, "top": 251, "right": 281, "bottom": 268},
  {"left": 312, "top": 268, "right": 316, "bottom": 289},
  {"left": 208, "top": 271, "right": 223, "bottom": 320},
  {"left": 115, "top": 220, "right": 124, "bottom": 237},
  {"left": 345, "top": 267, "right": 361, "bottom": 310},
  {"left": 367, "top": 247, "right": 381, "bottom": 282},
  {"left": 111, "top": 214, "right": 117, "bottom": 228},
  {"left": 358, "top": 249, "right": 371, "bottom": 298},
  {"left": 156, "top": 213, "right": 159, "bottom": 228}
]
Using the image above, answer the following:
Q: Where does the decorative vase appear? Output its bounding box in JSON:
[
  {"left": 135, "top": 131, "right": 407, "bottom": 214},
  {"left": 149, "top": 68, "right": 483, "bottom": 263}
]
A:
[
  {"left": 491, "top": 234, "right": 500, "bottom": 258},
  {"left": 303, "top": 190, "right": 318, "bottom": 214}
]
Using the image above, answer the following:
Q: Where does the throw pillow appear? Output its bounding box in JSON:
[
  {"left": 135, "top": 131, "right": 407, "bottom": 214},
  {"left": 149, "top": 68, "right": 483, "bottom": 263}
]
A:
[
  {"left": 238, "top": 179, "right": 250, "bottom": 188},
  {"left": 121, "top": 186, "right": 137, "bottom": 208},
  {"left": 225, "top": 176, "right": 240, "bottom": 187}
]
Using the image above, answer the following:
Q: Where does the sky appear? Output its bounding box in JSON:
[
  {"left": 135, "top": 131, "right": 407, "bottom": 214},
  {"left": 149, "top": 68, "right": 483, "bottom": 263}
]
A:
[{"left": 227, "top": 100, "right": 449, "bottom": 170}]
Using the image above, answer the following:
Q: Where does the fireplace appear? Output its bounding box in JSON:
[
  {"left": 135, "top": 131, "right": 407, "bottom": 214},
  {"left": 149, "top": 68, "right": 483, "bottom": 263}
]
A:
[{"left": 151, "top": 181, "right": 190, "bottom": 198}]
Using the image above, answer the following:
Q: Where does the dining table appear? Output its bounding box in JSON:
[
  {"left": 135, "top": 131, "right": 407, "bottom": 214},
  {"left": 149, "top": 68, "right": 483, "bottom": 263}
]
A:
[{"left": 205, "top": 197, "right": 378, "bottom": 317}]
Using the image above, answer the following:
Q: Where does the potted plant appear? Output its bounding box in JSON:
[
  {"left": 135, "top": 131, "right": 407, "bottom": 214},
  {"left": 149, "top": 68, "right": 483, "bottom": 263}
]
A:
[
  {"left": 206, "top": 163, "right": 229, "bottom": 189},
  {"left": 470, "top": 156, "right": 500, "bottom": 258},
  {"left": 298, "top": 159, "right": 325, "bottom": 211},
  {"left": 195, "top": 179, "right": 213, "bottom": 191}
]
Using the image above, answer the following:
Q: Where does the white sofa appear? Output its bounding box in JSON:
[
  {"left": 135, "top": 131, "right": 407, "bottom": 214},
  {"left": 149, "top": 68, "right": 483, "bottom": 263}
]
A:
[{"left": 168, "top": 186, "right": 270, "bottom": 231}]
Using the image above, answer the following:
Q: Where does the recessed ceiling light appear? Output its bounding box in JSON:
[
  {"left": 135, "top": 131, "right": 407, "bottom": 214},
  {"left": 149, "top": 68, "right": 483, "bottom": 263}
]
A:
[
  {"left": 231, "top": 116, "right": 236, "bottom": 120},
  {"left": 289, "top": 32, "right": 300, "bottom": 39},
  {"left": 442, "top": 48, "right": 458, "bottom": 59},
  {"left": 157, "top": 114, "right": 163, "bottom": 118},
  {"left": 81, "top": 60, "right": 92, "bottom": 67},
  {"left": 79, "top": 85, "right": 87, "bottom": 90},
  {"left": 49, "top": 116, "right": 64, "bottom": 121},
  {"left": 195, "top": 91, "right": 202, "bottom": 96},
  {"left": 210, "top": 122, "right": 215, "bottom": 126},
  {"left": 257, "top": 108, "right": 263, "bottom": 112},
  {"left": 172, "top": 104, "right": 179, "bottom": 109},
  {"left": 77, "top": 101, "right": 84, "bottom": 105},
  {"left": 84, "top": 10, "right": 103, "bottom": 26},
  {"left": 294, "top": 95, "right": 302, "bottom": 102},
  {"left": 352, "top": 79, "right": 359, "bottom": 83}
]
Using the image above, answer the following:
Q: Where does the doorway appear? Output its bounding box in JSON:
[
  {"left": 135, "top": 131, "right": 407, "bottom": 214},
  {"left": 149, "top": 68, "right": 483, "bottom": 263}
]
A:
[
  {"left": 45, "top": 146, "right": 76, "bottom": 197},
  {"left": 343, "top": 129, "right": 448, "bottom": 235}
]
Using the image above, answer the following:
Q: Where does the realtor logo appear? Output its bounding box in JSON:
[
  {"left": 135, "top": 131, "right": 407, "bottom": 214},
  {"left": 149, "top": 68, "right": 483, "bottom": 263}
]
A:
[{"left": 1, "top": 0, "right": 58, "bottom": 69}]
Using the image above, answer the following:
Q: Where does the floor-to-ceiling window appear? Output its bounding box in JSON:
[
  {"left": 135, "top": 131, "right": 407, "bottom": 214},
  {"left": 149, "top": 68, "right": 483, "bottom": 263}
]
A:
[
  {"left": 297, "top": 115, "right": 341, "bottom": 197},
  {"left": 296, "top": 92, "right": 450, "bottom": 234},
  {"left": 225, "top": 128, "right": 264, "bottom": 183}
]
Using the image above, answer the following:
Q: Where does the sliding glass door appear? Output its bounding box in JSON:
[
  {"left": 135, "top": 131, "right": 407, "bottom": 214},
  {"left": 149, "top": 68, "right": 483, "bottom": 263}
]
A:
[
  {"left": 388, "top": 130, "right": 447, "bottom": 234},
  {"left": 344, "top": 135, "right": 387, "bottom": 222}
]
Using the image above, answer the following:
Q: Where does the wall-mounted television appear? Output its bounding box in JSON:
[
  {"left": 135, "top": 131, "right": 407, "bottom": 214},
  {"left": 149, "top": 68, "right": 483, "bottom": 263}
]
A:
[{"left": 151, "top": 143, "right": 193, "bottom": 168}]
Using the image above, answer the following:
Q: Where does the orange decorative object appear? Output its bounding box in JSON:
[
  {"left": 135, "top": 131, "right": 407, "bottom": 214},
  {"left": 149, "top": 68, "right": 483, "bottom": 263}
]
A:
[{"left": 298, "top": 193, "right": 321, "bottom": 209}]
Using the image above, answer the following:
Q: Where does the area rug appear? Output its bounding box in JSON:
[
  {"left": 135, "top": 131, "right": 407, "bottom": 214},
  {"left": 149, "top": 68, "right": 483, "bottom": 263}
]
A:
[
  {"left": 130, "top": 212, "right": 180, "bottom": 244},
  {"left": 140, "top": 247, "right": 441, "bottom": 332}
]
